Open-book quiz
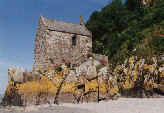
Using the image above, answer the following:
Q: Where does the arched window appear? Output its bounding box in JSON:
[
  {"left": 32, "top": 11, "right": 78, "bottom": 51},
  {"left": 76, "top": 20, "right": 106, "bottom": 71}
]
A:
[{"left": 72, "top": 35, "right": 76, "bottom": 46}]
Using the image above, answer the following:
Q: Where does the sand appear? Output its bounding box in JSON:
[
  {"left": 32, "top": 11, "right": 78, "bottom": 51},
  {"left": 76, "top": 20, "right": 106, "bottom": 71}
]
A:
[
  {"left": 0, "top": 105, "right": 94, "bottom": 113},
  {"left": 0, "top": 98, "right": 164, "bottom": 113},
  {"left": 61, "top": 98, "right": 164, "bottom": 113}
]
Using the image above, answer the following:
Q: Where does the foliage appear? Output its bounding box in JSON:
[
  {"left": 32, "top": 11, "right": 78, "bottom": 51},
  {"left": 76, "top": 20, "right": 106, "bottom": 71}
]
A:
[
  {"left": 86, "top": 0, "right": 164, "bottom": 68},
  {"left": 114, "top": 56, "right": 164, "bottom": 97},
  {"left": 2, "top": 81, "right": 22, "bottom": 105},
  {"left": 17, "top": 76, "right": 57, "bottom": 96},
  {"left": 4, "top": 54, "right": 164, "bottom": 105}
]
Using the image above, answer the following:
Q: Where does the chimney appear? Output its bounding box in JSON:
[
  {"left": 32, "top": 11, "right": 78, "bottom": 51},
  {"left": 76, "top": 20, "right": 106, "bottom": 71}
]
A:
[{"left": 80, "top": 16, "right": 83, "bottom": 25}]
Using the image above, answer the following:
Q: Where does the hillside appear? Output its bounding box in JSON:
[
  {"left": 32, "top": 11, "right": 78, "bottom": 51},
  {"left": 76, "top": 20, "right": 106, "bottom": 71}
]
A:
[{"left": 86, "top": 0, "right": 164, "bottom": 69}]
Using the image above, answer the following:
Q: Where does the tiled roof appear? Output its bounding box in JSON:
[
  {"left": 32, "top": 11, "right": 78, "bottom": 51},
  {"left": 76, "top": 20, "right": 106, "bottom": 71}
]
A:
[{"left": 40, "top": 15, "right": 92, "bottom": 36}]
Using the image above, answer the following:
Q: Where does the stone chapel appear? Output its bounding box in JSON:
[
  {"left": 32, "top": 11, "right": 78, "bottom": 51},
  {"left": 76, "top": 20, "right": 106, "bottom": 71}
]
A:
[{"left": 33, "top": 15, "right": 108, "bottom": 70}]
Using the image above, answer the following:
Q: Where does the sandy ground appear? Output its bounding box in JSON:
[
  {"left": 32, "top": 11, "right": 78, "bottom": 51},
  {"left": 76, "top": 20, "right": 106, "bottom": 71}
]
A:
[
  {"left": 0, "top": 104, "right": 94, "bottom": 113},
  {"left": 0, "top": 98, "right": 164, "bottom": 113},
  {"left": 61, "top": 98, "right": 164, "bottom": 113}
]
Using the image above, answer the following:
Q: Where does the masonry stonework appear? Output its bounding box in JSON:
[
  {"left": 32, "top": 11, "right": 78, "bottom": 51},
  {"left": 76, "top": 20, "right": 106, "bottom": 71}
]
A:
[{"left": 33, "top": 16, "right": 93, "bottom": 70}]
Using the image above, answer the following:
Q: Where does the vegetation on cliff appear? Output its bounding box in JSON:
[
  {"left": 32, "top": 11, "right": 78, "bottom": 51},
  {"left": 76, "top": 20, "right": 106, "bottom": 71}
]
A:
[
  {"left": 3, "top": 56, "right": 164, "bottom": 106},
  {"left": 86, "top": 0, "right": 164, "bottom": 68}
]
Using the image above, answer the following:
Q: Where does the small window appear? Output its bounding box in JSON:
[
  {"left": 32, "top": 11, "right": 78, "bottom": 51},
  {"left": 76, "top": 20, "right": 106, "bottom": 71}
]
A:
[{"left": 72, "top": 35, "right": 77, "bottom": 46}]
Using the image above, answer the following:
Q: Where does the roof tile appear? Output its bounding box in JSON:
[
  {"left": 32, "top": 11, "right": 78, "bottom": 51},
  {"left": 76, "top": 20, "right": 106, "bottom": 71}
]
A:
[{"left": 41, "top": 16, "right": 92, "bottom": 36}]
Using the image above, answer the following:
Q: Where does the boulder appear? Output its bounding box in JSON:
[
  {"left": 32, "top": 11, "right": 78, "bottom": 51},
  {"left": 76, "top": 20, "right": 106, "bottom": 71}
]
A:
[
  {"left": 8, "top": 67, "right": 24, "bottom": 83},
  {"left": 8, "top": 67, "right": 41, "bottom": 83}
]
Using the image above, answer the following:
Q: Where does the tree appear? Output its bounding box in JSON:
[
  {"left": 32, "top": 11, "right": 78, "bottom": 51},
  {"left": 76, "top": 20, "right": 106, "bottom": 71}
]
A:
[{"left": 86, "top": 0, "right": 164, "bottom": 68}]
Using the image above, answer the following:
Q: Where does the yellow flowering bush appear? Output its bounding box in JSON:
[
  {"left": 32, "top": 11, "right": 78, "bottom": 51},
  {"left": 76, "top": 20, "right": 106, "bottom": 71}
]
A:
[
  {"left": 85, "top": 80, "right": 98, "bottom": 92},
  {"left": 4, "top": 56, "right": 164, "bottom": 105},
  {"left": 17, "top": 76, "right": 57, "bottom": 96},
  {"left": 62, "top": 82, "right": 76, "bottom": 93},
  {"left": 5, "top": 81, "right": 15, "bottom": 96},
  {"left": 113, "top": 55, "right": 164, "bottom": 97}
]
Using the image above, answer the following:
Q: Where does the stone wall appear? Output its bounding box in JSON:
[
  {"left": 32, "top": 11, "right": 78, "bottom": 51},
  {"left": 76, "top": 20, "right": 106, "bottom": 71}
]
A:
[
  {"left": 46, "top": 30, "right": 92, "bottom": 68},
  {"left": 33, "top": 21, "right": 92, "bottom": 70},
  {"left": 33, "top": 18, "right": 48, "bottom": 70}
]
